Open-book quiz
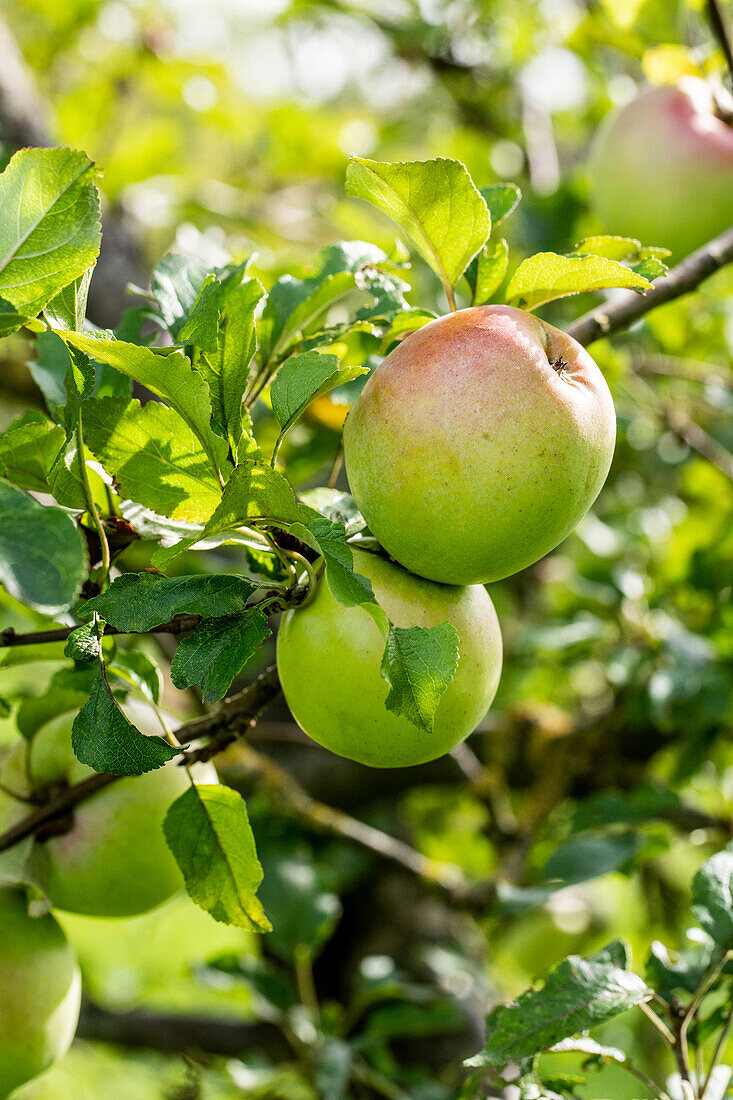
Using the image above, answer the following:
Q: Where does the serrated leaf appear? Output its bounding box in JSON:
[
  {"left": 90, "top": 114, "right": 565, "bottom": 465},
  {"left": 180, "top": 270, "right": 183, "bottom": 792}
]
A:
[
  {"left": 574, "top": 236, "right": 644, "bottom": 261},
  {"left": 465, "top": 940, "right": 651, "bottom": 1069},
  {"left": 291, "top": 515, "right": 373, "bottom": 608},
  {"left": 56, "top": 331, "right": 230, "bottom": 477},
  {"left": 543, "top": 831, "right": 643, "bottom": 885},
  {"left": 380, "top": 622, "right": 459, "bottom": 734},
  {"left": 466, "top": 238, "right": 509, "bottom": 306},
  {"left": 83, "top": 396, "right": 224, "bottom": 522},
  {"left": 692, "top": 846, "right": 733, "bottom": 949},
  {"left": 0, "top": 481, "right": 87, "bottom": 614},
  {"left": 505, "top": 252, "right": 653, "bottom": 309},
  {"left": 150, "top": 252, "right": 210, "bottom": 340},
  {"left": 480, "top": 183, "right": 521, "bottom": 227},
  {"left": 110, "top": 649, "right": 162, "bottom": 704},
  {"left": 270, "top": 350, "right": 368, "bottom": 443},
  {"left": 346, "top": 157, "right": 490, "bottom": 291},
  {"left": 298, "top": 488, "right": 365, "bottom": 535},
  {"left": 170, "top": 608, "right": 270, "bottom": 702},
  {"left": 164, "top": 783, "right": 271, "bottom": 931},
  {"left": 154, "top": 460, "right": 305, "bottom": 565},
  {"left": 0, "top": 298, "right": 31, "bottom": 337},
  {"left": 0, "top": 147, "right": 101, "bottom": 318},
  {"left": 71, "top": 672, "right": 178, "bottom": 775},
  {"left": 44, "top": 269, "right": 93, "bottom": 330},
  {"left": 64, "top": 621, "right": 102, "bottom": 663},
  {"left": 0, "top": 411, "right": 65, "bottom": 492},
  {"left": 82, "top": 572, "right": 256, "bottom": 632},
  {"left": 178, "top": 272, "right": 221, "bottom": 353},
  {"left": 28, "top": 330, "right": 72, "bottom": 414},
  {"left": 198, "top": 275, "right": 264, "bottom": 460},
  {"left": 548, "top": 1036, "right": 626, "bottom": 1062}
]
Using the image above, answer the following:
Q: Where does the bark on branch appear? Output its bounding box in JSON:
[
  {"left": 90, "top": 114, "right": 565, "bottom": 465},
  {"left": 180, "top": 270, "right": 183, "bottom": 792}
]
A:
[
  {"left": 0, "top": 614, "right": 204, "bottom": 649},
  {"left": 567, "top": 226, "right": 733, "bottom": 347}
]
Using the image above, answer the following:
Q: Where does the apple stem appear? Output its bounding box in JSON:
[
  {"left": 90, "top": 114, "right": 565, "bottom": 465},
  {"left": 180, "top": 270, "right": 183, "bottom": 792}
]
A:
[{"left": 707, "top": 0, "right": 733, "bottom": 87}]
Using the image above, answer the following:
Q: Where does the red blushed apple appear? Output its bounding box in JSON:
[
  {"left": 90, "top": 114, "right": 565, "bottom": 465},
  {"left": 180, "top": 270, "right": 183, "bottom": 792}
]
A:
[
  {"left": 343, "top": 305, "right": 615, "bottom": 586},
  {"left": 590, "top": 78, "right": 733, "bottom": 259}
]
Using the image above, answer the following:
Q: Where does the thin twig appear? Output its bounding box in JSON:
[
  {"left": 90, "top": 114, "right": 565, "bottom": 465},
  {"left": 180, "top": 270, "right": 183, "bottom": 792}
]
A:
[
  {"left": 707, "top": 0, "right": 733, "bottom": 85},
  {"left": 0, "top": 668, "right": 281, "bottom": 853},
  {"left": 567, "top": 226, "right": 733, "bottom": 347},
  {"left": 702, "top": 997, "right": 733, "bottom": 1097},
  {"left": 0, "top": 614, "right": 203, "bottom": 648}
]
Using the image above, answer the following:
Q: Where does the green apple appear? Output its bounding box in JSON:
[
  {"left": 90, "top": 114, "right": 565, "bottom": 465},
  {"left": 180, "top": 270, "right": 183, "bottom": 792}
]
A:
[
  {"left": 343, "top": 305, "right": 615, "bottom": 586},
  {"left": 590, "top": 78, "right": 733, "bottom": 259},
  {"left": 0, "top": 888, "right": 81, "bottom": 1098},
  {"left": 0, "top": 706, "right": 217, "bottom": 917},
  {"left": 277, "top": 547, "right": 502, "bottom": 768}
]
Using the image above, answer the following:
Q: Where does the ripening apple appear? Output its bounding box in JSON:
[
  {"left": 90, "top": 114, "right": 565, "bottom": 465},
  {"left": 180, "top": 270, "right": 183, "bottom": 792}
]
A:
[
  {"left": 277, "top": 547, "right": 502, "bottom": 768},
  {"left": 0, "top": 888, "right": 81, "bottom": 1098},
  {"left": 0, "top": 706, "right": 217, "bottom": 917},
  {"left": 590, "top": 78, "right": 733, "bottom": 259},
  {"left": 343, "top": 305, "right": 615, "bottom": 586}
]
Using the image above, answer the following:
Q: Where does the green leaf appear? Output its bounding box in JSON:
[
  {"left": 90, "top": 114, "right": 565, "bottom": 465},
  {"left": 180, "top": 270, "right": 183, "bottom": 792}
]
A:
[
  {"left": 178, "top": 273, "right": 221, "bottom": 353},
  {"left": 71, "top": 672, "right": 178, "bottom": 775},
  {"left": 28, "top": 330, "right": 72, "bottom": 414},
  {"left": 0, "top": 411, "right": 65, "bottom": 492},
  {"left": 259, "top": 240, "right": 385, "bottom": 365},
  {"left": 64, "top": 621, "right": 102, "bottom": 663},
  {"left": 82, "top": 572, "right": 256, "bottom": 632},
  {"left": 164, "top": 783, "right": 271, "bottom": 931},
  {"left": 292, "top": 515, "right": 373, "bottom": 608},
  {"left": 505, "top": 252, "right": 653, "bottom": 310},
  {"left": 466, "top": 238, "right": 509, "bottom": 306},
  {"left": 0, "top": 147, "right": 101, "bottom": 318},
  {"left": 346, "top": 157, "right": 490, "bottom": 291},
  {"left": 542, "top": 832, "right": 643, "bottom": 886},
  {"left": 56, "top": 331, "right": 230, "bottom": 478},
  {"left": 645, "top": 940, "right": 713, "bottom": 999},
  {"left": 380, "top": 622, "right": 459, "bottom": 734},
  {"left": 83, "top": 396, "right": 224, "bottom": 523},
  {"left": 0, "top": 298, "right": 31, "bottom": 337},
  {"left": 110, "top": 649, "right": 162, "bottom": 704},
  {"left": 198, "top": 275, "right": 264, "bottom": 460},
  {"left": 170, "top": 608, "right": 270, "bottom": 703},
  {"left": 150, "top": 252, "right": 213, "bottom": 340},
  {"left": 692, "top": 845, "right": 733, "bottom": 950},
  {"left": 298, "top": 488, "right": 365, "bottom": 535},
  {"left": 154, "top": 459, "right": 305, "bottom": 565},
  {"left": 44, "top": 269, "right": 93, "bottom": 330},
  {"left": 0, "top": 481, "right": 87, "bottom": 614},
  {"left": 256, "top": 845, "right": 341, "bottom": 962},
  {"left": 480, "top": 183, "right": 521, "bottom": 227},
  {"left": 465, "top": 941, "right": 652, "bottom": 1069},
  {"left": 270, "top": 350, "right": 368, "bottom": 443},
  {"left": 573, "top": 235, "right": 646, "bottom": 260}
]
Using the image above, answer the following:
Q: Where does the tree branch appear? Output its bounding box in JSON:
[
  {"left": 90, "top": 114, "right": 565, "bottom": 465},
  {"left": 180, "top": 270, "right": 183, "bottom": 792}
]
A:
[
  {"left": 0, "top": 614, "right": 203, "bottom": 649},
  {"left": 77, "top": 1000, "right": 291, "bottom": 1060},
  {"left": 0, "top": 668, "right": 281, "bottom": 854},
  {"left": 567, "top": 226, "right": 733, "bottom": 347},
  {"left": 223, "top": 741, "right": 498, "bottom": 912}
]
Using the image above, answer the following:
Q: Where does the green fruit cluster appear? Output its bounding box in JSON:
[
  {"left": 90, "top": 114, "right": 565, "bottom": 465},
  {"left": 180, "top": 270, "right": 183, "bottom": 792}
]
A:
[
  {"left": 279, "top": 305, "right": 616, "bottom": 768},
  {"left": 0, "top": 708, "right": 216, "bottom": 1093}
]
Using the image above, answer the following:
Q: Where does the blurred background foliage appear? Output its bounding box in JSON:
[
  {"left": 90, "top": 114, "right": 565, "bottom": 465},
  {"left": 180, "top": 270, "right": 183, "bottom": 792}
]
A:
[{"left": 0, "top": 0, "right": 732, "bottom": 1097}]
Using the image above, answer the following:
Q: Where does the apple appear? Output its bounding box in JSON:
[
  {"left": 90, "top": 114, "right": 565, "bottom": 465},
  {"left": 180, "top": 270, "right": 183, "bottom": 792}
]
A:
[
  {"left": 277, "top": 547, "right": 502, "bottom": 768},
  {"left": 0, "top": 705, "right": 217, "bottom": 917},
  {"left": 590, "top": 78, "right": 733, "bottom": 259},
  {"left": 0, "top": 888, "right": 81, "bottom": 1098},
  {"left": 343, "top": 305, "right": 615, "bottom": 586}
]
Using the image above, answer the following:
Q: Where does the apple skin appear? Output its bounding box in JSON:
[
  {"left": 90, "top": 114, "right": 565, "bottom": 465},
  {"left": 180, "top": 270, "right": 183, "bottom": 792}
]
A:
[
  {"left": 277, "top": 547, "right": 502, "bottom": 768},
  {"left": 0, "top": 707, "right": 217, "bottom": 918},
  {"left": 0, "top": 887, "right": 81, "bottom": 1098},
  {"left": 343, "top": 305, "right": 615, "bottom": 586},
  {"left": 590, "top": 78, "right": 733, "bottom": 259}
]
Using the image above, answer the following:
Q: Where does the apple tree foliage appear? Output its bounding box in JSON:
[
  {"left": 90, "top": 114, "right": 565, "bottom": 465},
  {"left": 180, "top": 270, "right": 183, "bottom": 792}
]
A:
[{"left": 0, "top": 113, "right": 730, "bottom": 1099}]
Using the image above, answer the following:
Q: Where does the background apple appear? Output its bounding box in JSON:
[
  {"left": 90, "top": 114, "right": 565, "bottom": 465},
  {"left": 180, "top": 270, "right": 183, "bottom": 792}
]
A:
[
  {"left": 590, "top": 78, "right": 733, "bottom": 259},
  {"left": 0, "top": 887, "right": 81, "bottom": 1098},
  {"left": 0, "top": 707, "right": 217, "bottom": 918},
  {"left": 277, "top": 547, "right": 502, "bottom": 768},
  {"left": 343, "top": 305, "right": 616, "bottom": 586}
]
